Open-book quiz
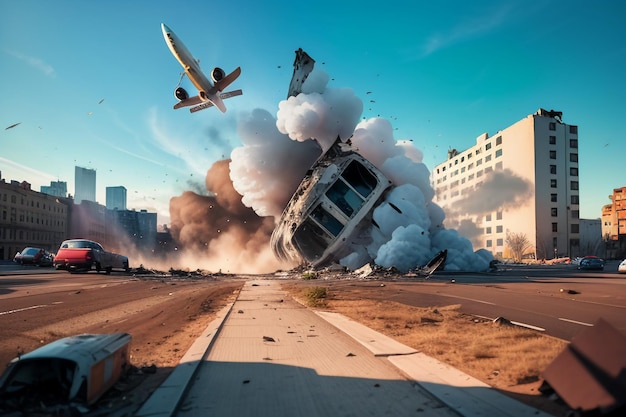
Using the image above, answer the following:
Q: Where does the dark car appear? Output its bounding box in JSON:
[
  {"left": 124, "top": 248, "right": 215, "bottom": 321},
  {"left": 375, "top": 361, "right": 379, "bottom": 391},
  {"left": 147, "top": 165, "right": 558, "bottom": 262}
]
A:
[
  {"left": 13, "top": 247, "right": 54, "bottom": 266},
  {"left": 577, "top": 256, "right": 605, "bottom": 271}
]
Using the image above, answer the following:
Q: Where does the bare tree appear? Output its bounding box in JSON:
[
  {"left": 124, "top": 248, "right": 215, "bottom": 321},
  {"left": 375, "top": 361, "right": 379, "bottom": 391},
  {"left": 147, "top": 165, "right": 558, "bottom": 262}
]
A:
[{"left": 506, "top": 232, "right": 533, "bottom": 263}]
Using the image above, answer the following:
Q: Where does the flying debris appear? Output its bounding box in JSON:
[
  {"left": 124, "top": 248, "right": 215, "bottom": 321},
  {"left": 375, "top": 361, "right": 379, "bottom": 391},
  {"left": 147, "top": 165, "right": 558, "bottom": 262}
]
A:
[
  {"left": 5, "top": 122, "right": 21, "bottom": 130},
  {"left": 161, "top": 23, "right": 242, "bottom": 113},
  {"left": 98, "top": 98, "right": 105, "bottom": 104}
]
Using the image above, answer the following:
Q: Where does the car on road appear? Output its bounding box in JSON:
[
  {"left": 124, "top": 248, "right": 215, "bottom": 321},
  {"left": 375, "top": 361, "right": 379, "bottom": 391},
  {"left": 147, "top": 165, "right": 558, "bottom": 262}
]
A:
[
  {"left": 619, "top": 259, "right": 626, "bottom": 274},
  {"left": 577, "top": 256, "right": 605, "bottom": 271},
  {"left": 13, "top": 247, "right": 54, "bottom": 266},
  {"left": 53, "top": 239, "right": 129, "bottom": 274}
]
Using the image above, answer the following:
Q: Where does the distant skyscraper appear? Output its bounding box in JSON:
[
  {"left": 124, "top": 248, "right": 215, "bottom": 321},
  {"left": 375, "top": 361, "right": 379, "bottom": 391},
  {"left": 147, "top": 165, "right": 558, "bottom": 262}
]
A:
[
  {"left": 106, "top": 186, "right": 127, "bottom": 210},
  {"left": 41, "top": 180, "right": 67, "bottom": 197},
  {"left": 74, "top": 166, "right": 96, "bottom": 204}
]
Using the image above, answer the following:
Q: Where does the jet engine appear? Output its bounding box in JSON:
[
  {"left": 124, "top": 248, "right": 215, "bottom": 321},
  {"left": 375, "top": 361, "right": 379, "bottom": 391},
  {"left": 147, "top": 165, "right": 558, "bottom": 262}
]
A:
[
  {"left": 175, "top": 87, "right": 189, "bottom": 101},
  {"left": 211, "top": 67, "right": 225, "bottom": 83}
]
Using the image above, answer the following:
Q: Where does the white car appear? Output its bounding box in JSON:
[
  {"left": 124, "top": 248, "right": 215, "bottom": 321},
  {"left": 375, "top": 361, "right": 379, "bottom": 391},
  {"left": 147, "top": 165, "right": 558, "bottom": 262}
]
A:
[{"left": 619, "top": 259, "right": 626, "bottom": 273}]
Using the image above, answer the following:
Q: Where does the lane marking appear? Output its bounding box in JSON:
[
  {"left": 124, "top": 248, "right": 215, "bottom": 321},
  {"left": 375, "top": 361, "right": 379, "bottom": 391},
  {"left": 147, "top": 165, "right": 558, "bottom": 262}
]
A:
[
  {"left": 559, "top": 317, "right": 594, "bottom": 327},
  {"left": 0, "top": 304, "right": 47, "bottom": 316},
  {"left": 439, "top": 293, "right": 496, "bottom": 305},
  {"left": 510, "top": 321, "right": 546, "bottom": 332}
]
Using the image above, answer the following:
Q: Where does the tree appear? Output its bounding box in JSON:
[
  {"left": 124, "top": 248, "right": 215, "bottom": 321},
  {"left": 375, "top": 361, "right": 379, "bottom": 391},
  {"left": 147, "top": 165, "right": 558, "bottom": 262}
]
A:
[{"left": 505, "top": 232, "right": 533, "bottom": 263}]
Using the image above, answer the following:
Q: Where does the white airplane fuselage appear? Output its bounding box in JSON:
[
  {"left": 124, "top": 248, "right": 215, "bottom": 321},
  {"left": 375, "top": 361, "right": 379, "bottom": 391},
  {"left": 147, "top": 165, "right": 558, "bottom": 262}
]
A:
[{"left": 161, "top": 23, "right": 227, "bottom": 112}]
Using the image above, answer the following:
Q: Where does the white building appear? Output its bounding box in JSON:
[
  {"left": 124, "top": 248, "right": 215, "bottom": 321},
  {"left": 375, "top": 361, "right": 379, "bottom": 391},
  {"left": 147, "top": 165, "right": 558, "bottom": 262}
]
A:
[{"left": 431, "top": 109, "right": 580, "bottom": 260}]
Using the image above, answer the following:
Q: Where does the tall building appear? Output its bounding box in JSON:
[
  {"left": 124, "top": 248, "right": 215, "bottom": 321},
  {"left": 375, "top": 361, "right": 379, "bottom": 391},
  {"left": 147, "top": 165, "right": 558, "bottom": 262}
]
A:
[
  {"left": 106, "top": 186, "right": 127, "bottom": 210},
  {"left": 431, "top": 109, "right": 580, "bottom": 260},
  {"left": 41, "top": 180, "right": 67, "bottom": 198},
  {"left": 74, "top": 166, "right": 96, "bottom": 204}
]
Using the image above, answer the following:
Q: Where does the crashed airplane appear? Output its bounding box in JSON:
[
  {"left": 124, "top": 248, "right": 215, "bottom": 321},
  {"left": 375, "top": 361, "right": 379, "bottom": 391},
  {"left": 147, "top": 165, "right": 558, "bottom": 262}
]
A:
[
  {"left": 270, "top": 49, "right": 447, "bottom": 273},
  {"left": 271, "top": 138, "right": 393, "bottom": 267}
]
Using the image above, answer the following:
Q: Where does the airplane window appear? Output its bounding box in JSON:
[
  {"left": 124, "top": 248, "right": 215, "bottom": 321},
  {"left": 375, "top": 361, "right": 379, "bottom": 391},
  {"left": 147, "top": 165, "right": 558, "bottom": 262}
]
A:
[
  {"left": 326, "top": 179, "right": 363, "bottom": 217},
  {"left": 341, "top": 161, "right": 377, "bottom": 198},
  {"left": 293, "top": 218, "right": 331, "bottom": 262},
  {"left": 310, "top": 204, "right": 344, "bottom": 237}
]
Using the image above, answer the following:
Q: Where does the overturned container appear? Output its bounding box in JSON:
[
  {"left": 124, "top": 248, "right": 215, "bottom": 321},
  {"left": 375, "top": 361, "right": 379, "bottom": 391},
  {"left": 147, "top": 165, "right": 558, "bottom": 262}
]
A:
[{"left": 0, "top": 333, "right": 131, "bottom": 409}]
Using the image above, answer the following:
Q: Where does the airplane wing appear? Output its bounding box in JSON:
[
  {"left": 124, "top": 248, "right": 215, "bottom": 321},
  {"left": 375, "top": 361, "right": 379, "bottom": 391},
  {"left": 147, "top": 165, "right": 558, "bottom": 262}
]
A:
[
  {"left": 213, "top": 67, "right": 241, "bottom": 92},
  {"left": 219, "top": 89, "right": 243, "bottom": 99},
  {"left": 190, "top": 101, "right": 214, "bottom": 113},
  {"left": 173, "top": 96, "right": 204, "bottom": 109}
]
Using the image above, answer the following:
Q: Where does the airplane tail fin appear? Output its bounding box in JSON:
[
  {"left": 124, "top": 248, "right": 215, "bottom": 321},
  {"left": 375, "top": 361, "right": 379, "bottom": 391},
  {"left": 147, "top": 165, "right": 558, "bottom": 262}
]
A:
[
  {"left": 214, "top": 67, "right": 241, "bottom": 92},
  {"left": 189, "top": 90, "right": 243, "bottom": 113}
]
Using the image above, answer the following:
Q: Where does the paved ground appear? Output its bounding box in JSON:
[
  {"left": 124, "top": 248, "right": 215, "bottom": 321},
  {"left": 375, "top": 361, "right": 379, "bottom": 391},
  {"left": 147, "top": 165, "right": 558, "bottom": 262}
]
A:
[{"left": 138, "top": 280, "right": 553, "bottom": 417}]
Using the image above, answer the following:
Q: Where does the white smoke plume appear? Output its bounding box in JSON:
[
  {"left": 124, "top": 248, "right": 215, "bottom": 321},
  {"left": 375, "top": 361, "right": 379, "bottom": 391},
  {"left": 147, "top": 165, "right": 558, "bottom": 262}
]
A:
[{"left": 225, "top": 68, "right": 493, "bottom": 272}]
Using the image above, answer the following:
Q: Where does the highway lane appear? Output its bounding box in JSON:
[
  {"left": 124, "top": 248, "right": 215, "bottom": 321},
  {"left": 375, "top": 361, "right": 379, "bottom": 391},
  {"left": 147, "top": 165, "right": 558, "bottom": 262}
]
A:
[{"left": 386, "top": 263, "right": 626, "bottom": 341}]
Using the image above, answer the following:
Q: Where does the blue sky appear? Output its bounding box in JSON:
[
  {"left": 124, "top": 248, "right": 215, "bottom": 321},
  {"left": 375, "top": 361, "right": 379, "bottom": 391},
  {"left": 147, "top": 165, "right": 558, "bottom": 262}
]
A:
[{"left": 1, "top": 0, "right": 624, "bottom": 226}]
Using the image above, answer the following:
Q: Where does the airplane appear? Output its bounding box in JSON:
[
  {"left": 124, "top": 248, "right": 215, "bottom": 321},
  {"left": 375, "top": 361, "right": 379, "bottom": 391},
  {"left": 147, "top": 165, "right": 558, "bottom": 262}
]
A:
[{"left": 161, "top": 23, "right": 242, "bottom": 113}]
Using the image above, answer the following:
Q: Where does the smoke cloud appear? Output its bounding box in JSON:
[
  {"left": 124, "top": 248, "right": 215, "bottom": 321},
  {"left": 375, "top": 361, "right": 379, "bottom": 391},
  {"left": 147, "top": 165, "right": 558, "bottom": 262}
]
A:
[{"left": 168, "top": 65, "right": 493, "bottom": 273}]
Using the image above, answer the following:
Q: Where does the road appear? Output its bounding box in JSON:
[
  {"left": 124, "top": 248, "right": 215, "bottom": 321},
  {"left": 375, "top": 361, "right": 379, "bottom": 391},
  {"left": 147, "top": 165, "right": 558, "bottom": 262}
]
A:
[{"left": 345, "top": 261, "right": 626, "bottom": 341}]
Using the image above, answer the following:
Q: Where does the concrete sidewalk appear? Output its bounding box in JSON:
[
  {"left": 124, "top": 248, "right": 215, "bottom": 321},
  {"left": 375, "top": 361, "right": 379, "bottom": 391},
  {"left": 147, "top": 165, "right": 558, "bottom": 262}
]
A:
[{"left": 137, "top": 280, "right": 552, "bottom": 417}]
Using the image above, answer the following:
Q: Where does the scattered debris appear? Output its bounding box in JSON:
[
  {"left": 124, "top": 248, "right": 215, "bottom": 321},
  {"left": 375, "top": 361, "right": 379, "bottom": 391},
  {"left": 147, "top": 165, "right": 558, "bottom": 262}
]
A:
[
  {"left": 346, "top": 352, "right": 356, "bottom": 357},
  {"left": 492, "top": 316, "right": 513, "bottom": 327},
  {"left": 262, "top": 336, "right": 276, "bottom": 342},
  {"left": 0, "top": 333, "right": 131, "bottom": 413},
  {"left": 559, "top": 288, "right": 580, "bottom": 295}
]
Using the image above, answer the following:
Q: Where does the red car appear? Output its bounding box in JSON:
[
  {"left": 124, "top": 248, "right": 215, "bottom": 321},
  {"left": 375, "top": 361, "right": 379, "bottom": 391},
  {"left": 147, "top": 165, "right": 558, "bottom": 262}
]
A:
[{"left": 53, "top": 239, "right": 129, "bottom": 274}]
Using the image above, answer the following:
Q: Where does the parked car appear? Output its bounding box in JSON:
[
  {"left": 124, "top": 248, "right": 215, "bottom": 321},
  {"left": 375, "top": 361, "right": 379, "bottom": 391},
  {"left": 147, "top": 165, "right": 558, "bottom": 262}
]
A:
[
  {"left": 13, "top": 247, "right": 54, "bottom": 266},
  {"left": 53, "top": 239, "right": 129, "bottom": 274},
  {"left": 618, "top": 259, "right": 626, "bottom": 274},
  {"left": 577, "top": 256, "right": 605, "bottom": 271}
]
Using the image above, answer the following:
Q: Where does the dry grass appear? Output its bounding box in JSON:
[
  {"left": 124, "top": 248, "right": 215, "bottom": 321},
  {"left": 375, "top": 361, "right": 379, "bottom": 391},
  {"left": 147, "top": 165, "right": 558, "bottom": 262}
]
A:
[{"left": 290, "top": 284, "right": 567, "bottom": 391}]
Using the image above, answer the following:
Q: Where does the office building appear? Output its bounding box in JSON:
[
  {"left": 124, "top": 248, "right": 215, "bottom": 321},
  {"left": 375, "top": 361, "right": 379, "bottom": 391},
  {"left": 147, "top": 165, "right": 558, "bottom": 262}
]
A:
[
  {"left": 75, "top": 166, "right": 96, "bottom": 204},
  {"left": 106, "top": 186, "right": 127, "bottom": 210},
  {"left": 601, "top": 186, "right": 626, "bottom": 259},
  {"left": 41, "top": 180, "right": 68, "bottom": 198},
  {"left": 431, "top": 109, "right": 580, "bottom": 260}
]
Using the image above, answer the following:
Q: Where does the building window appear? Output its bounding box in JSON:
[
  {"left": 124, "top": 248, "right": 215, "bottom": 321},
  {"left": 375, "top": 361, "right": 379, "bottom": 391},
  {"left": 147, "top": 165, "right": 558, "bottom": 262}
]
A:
[
  {"left": 570, "top": 167, "right": 578, "bottom": 176},
  {"left": 570, "top": 125, "right": 578, "bottom": 134},
  {"left": 551, "top": 194, "right": 557, "bottom": 202},
  {"left": 496, "top": 225, "right": 503, "bottom": 233},
  {"left": 571, "top": 181, "right": 579, "bottom": 190},
  {"left": 486, "top": 239, "right": 492, "bottom": 247},
  {"left": 552, "top": 223, "right": 558, "bottom": 232},
  {"left": 570, "top": 153, "right": 578, "bottom": 162},
  {"left": 496, "top": 136, "right": 502, "bottom": 145},
  {"left": 549, "top": 122, "right": 556, "bottom": 131},
  {"left": 549, "top": 135, "right": 556, "bottom": 144},
  {"left": 551, "top": 179, "right": 557, "bottom": 188},
  {"left": 550, "top": 165, "right": 557, "bottom": 174},
  {"left": 571, "top": 195, "right": 579, "bottom": 204},
  {"left": 550, "top": 150, "right": 557, "bottom": 159},
  {"left": 486, "top": 227, "right": 492, "bottom": 234},
  {"left": 486, "top": 143, "right": 492, "bottom": 150},
  {"left": 495, "top": 162, "right": 503, "bottom": 170},
  {"left": 570, "top": 139, "right": 578, "bottom": 148},
  {"left": 571, "top": 224, "right": 579, "bottom": 233},
  {"left": 477, "top": 159, "right": 483, "bottom": 165},
  {"left": 496, "top": 238, "right": 503, "bottom": 246},
  {"left": 485, "top": 155, "right": 492, "bottom": 162},
  {"left": 551, "top": 207, "right": 558, "bottom": 216},
  {"left": 495, "top": 149, "right": 502, "bottom": 157},
  {"left": 486, "top": 214, "right": 492, "bottom": 221},
  {"left": 496, "top": 211, "right": 502, "bottom": 220},
  {"left": 571, "top": 210, "right": 579, "bottom": 219}
]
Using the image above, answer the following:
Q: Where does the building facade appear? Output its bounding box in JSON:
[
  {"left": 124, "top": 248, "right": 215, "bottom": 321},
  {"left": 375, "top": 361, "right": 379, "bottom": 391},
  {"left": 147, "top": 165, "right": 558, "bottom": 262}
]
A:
[
  {"left": 431, "top": 109, "right": 581, "bottom": 260},
  {"left": 41, "top": 180, "right": 68, "bottom": 198},
  {"left": 0, "top": 178, "right": 68, "bottom": 260},
  {"left": 74, "top": 166, "right": 96, "bottom": 204},
  {"left": 601, "top": 186, "right": 626, "bottom": 259},
  {"left": 106, "top": 186, "right": 127, "bottom": 210}
]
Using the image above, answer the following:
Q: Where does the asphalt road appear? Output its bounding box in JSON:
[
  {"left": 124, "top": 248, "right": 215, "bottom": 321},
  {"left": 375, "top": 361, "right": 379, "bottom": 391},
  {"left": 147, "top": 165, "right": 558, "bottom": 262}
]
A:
[
  {"left": 1, "top": 260, "right": 624, "bottom": 345},
  {"left": 381, "top": 261, "right": 626, "bottom": 340}
]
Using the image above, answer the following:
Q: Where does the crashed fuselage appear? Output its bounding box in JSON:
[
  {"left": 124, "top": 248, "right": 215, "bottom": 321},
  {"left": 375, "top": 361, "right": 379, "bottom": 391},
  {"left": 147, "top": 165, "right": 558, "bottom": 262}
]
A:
[{"left": 271, "top": 140, "right": 392, "bottom": 267}]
